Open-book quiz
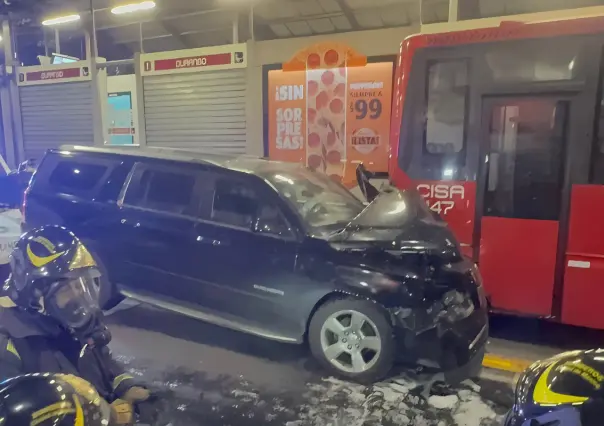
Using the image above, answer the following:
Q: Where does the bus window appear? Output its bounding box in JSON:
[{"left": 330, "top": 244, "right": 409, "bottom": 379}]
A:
[
  {"left": 483, "top": 98, "right": 568, "bottom": 221},
  {"left": 485, "top": 40, "right": 580, "bottom": 83},
  {"left": 591, "top": 69, "right": 604, "bottom": 184},
  {"left": 424, "top": 60, "right": 468, "bottom": 179}
]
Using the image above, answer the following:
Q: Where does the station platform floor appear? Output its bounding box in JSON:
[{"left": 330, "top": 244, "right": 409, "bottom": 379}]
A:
[{"left": 104, "top": 299, "right": 601, "bottom": 426}]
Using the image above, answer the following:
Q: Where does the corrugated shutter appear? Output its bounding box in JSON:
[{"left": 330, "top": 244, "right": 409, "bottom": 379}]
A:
[
  {"left": 20, "top": 82, "right": 94, "bottom": 161},
  {"left": 143, "top": 69, "right": 246, "bottom": 154}
]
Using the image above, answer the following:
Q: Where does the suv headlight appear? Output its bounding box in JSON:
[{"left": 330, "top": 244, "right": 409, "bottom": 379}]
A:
[{"left": 439, "top": 290, "right": 475, "bottom": 322}]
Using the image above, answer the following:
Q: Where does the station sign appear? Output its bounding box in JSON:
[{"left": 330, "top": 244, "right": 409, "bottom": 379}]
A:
[
  {"left": 140, "top": 44, "right": 247, "bottom": 76},
  {"left": 17, "top": 62, "right": 92, "bottom": 86}
]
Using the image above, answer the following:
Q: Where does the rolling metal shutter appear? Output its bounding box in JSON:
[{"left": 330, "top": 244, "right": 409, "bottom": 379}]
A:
[
  {"left": 20, "top": 82, "right": 94, "bottom": 161},
  {"left": 143, "top": 69, "right": 246, "bottom": 154},
  {"left": 140, "top": 44, "right": 248, "bottom": 154}
]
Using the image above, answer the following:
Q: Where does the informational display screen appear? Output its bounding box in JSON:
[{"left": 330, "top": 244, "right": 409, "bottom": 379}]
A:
[
  {"left": 107, "top": 92, "right": 135, "bottom": 145},
  {"left": 51, "top": 53, "right": 79, "bottom": 65}
]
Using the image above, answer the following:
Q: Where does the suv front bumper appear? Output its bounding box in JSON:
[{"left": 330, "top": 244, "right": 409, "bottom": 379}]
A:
[{"left": 394, "top": 305, "right": 489, "bottom": 384}]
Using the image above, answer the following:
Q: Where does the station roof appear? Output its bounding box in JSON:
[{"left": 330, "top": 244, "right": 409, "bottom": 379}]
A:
[{"left": 4, "top": 0, "right": 604, "bottom": 61}]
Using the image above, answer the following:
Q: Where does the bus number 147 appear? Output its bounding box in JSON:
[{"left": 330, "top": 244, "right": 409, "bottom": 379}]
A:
[{"left": 416, "top": 184, "right": 465, "bottom": 216}]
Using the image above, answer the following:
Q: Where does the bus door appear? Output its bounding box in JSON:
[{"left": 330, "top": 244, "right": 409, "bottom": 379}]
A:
[
  {"left": 478, "top": 96, "right": 571, "bottom": 316},
  {"left": 561, "top": 65, "right": 604, "bottom": 330}
]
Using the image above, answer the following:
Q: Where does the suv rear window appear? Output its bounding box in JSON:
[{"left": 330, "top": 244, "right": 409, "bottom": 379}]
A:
[{"left": 48, "top": 161, "right": 108, "bottom": 194}]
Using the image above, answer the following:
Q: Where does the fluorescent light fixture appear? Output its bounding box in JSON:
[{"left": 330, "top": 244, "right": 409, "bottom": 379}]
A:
[
  {"left": 42, "top": 14, "right": 81, "bottom": 26},
  {"left": 111, "top": 1, "right": 156, "bottom": 15}
]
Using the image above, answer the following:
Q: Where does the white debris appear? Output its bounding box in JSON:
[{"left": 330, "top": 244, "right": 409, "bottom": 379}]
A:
[
  {"left": 452, "top": 393, "right": 499, "bottom": 426},
  {"left": 462, "top": 379, "right": 482, "bottom": 392},
  {"left": 290, "top": 374, "right": 503, "bottom": 426},
  {"left": 428, "top": 394, "right": 459, "bottom": 409}
]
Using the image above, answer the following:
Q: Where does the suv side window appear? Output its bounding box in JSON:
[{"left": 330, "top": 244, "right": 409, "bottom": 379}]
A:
[
  {"left": 48, "top": 160, "right": 108, "bottom": 195},
  {"left": 211, "top": 178, "right": 291, "bottom": 236},
  {"left": 124, "top": 165, "right": 197, "bottom": 216},
  {"left": 211, "top": 179, "right": 257, "bottom": 228}
]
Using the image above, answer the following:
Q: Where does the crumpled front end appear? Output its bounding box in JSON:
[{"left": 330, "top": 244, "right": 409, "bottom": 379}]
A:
[{"left": 389, "top": 261, "right": 489, "bottom": 383}]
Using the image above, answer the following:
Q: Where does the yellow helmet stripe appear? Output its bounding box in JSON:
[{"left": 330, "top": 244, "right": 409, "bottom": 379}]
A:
[
  {"left": 30, "top": 408, "right": 76, "bottom": 426},
  {"left": 6, "top": 339, "right": 20, "bottom": 360},
  {"left": 533, "top": 363, "right": 589, "bottom": 405},
  {"left": 26, "top": 244, "right": 64, "bottom": 268},
  {"left": 31, "top": 401, "right": 73, "bottom": 419},
  {"left": 73, "top": 394, "right": 84, "bottom": 426}
]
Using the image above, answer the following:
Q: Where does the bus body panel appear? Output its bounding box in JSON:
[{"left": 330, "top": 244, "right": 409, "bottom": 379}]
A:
[
  {"left": 562, "top": 185, "right": 604, "bottom": 329},
  {"left": 390, "top": 14, "right": 604, "bottom": 328}
]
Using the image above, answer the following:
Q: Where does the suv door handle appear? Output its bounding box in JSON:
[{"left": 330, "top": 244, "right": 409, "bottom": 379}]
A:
[
  {"left": 121, "top": 219, "right": 140, "bottom": 227},
  {"left": 196, "top": 236, "right": 227, "bottom": 246}
]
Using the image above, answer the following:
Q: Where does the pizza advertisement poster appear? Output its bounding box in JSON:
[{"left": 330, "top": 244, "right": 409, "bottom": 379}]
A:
[{"left": 267, "top": 43, "right": 393, "bottom": 186}]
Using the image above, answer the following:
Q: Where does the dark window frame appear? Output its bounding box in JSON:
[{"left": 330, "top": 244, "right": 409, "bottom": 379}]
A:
[
  {"left": 423, "top": 58, "right": 470, "bottom": 159},
  {"left": 46, "top": 157, "right": 115, "bottom": 197},
  {"left": 198, "top": 171, "right": 297, "bottom": 240},
  {"left": 589, "top": 48, "right": 604, "bottom": 185},
  {"left": 120, "top": 162, "right": 202, "bottom": 218},
  {"left": 481, "top": 97, "right": 570, "bottom": 221}
]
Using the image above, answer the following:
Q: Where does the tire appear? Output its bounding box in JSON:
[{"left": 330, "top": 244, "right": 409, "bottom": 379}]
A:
[{"left": 308, "top": 298, "right": 394, "bottom": 383}]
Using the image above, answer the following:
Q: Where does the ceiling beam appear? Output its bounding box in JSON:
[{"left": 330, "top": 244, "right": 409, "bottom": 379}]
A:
[
  {"left": 115, "top": 24, "right": 229, "bottom": 45},
  {"left": 332, "top": 0, "right": 361, "bottom": 28},
  {"left": 156, "top": 19, "right": 190, "bottom": 49}
]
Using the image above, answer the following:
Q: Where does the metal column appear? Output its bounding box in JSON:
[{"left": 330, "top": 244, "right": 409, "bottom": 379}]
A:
[
  {"left": 448, "top": 0, "right": 459, "bottom": 22},
  {"left": 232, "top": 13, "right": 239, "bottom": 44},
  {"left": 133, "top": 53, "right": 147, "bottom": 146},
  {"left": 249, "top": 4, "right": 255, "bottom": 41},
  {"left": 1, "top": 20, "right": 17, "bottom": 167},
  {"left": 54, "top": 28, "right": 61, "bottom": 54},
  {"left": 85, "top": 13, "right": 105, "bottom": 147}
]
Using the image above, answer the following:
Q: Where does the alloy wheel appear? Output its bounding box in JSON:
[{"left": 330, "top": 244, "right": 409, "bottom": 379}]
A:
[{"left": 319, "top": 309, "right": 382, "bottom": 374}]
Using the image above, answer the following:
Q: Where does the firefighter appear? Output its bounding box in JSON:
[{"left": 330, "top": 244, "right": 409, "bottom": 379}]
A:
[
  {"left": 0, "top": 373, "right": 135, "bottom": 425},
  {"left": 0, "top": 225, "right": 157, "bottom": 423},
  {"left": 505, "top": 349, "right": 604, "bottom": 425}
]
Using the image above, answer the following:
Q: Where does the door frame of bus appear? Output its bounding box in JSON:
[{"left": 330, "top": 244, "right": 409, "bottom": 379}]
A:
[{"left": 473, "top": 89, "right": 590, "bottom": 318}]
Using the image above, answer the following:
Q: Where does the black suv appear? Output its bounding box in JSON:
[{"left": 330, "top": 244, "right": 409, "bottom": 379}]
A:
[{"left": 23, "top": 145, "right": 488, "bottom": 383}]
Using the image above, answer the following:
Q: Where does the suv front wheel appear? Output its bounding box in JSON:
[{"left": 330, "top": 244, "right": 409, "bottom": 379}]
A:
[{"left": 308, "top": 298, "right": 394, "bottom": 383}]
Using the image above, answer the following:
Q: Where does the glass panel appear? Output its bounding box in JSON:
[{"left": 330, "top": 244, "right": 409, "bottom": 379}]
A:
[
  {"left": 485, "top": 40, "right": 579, "bottom": 83},
  {"left": 124, "top": 168, "right": 195, "bottom": 215},
  {"left": 591, "top": 58, "right": 604, "bottom": 184},
  {"left": 48, "top": 161, "right": 107, "bottom": 194},
  {"left": 211, "top": 179, "right": 258, "bottom": 229},
  {"left": 425, "top": 60, "right": 468, "bottom": 155},
  {"left": 484, "top": 98, "right": 567, "bottom": 220}
]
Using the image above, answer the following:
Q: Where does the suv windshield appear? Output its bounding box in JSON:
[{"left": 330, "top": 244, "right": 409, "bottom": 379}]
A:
[{"left": 261, "top": 167, "right": 364, "bottom": 228}]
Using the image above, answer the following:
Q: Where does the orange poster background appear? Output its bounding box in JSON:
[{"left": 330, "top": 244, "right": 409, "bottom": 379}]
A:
[
  {"left": 267, "top": 69, "right": 306, "bottom": 163},
  {"left": 345, "top": 62, "right": 393, "bottom": 174},
  {"left": 267, "top": 62, "right": 392, "bottom": 185}
]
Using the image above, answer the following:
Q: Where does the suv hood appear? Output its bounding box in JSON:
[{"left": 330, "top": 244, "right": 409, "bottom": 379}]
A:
[{"left": 328, "top": 188, "right": 461, "bottom": 259}]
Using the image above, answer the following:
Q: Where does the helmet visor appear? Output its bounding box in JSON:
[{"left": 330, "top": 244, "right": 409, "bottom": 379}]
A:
[{"left": 47, "top": 271, "right": 101, "bottom": 329}]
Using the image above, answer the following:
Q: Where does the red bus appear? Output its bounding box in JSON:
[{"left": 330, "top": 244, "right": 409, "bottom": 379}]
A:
[{"left": 389, "top": 15, "right": 604, "bottom": 330}]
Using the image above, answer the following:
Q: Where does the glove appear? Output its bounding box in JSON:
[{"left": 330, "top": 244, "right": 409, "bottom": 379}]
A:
[
  {"left": 123, "top": 386, "right": 151, "bottom": 403},
  {"left": 110, "top": 399, "right": 134, "bottom": 426},
  {"left": 123, "top": 386, "right": 160, "bottom": 425}
]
